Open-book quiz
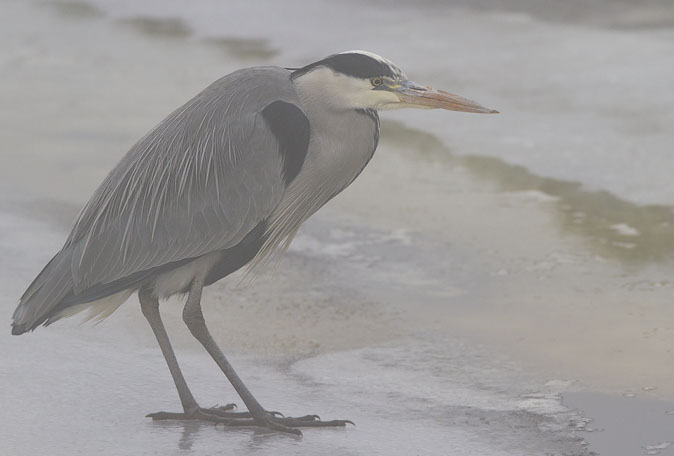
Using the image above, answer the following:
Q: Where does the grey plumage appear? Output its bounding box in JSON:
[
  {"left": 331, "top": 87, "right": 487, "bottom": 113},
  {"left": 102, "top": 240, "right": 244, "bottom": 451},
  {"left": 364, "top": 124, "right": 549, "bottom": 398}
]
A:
[
  {"left": 13, "top": 67, "right": 305, "bottom": 332},
  {"left": 11, "top": 51, "right": 496, "bottom": 434},
  {"left": 12, "top": 63, "right": 379, "bottom": 334}
]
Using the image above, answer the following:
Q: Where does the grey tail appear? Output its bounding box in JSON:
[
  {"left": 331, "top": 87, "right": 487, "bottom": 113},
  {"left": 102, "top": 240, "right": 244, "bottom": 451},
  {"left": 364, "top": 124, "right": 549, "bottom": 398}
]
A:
[{"left": 11, "top": 248, "right": 75, "bottom": 335}]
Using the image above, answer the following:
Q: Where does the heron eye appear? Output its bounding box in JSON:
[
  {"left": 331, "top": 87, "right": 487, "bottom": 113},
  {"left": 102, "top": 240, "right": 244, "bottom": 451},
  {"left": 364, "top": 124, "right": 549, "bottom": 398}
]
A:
[{"left": 371, "top": 77, "right": 383, "bottom": 87}]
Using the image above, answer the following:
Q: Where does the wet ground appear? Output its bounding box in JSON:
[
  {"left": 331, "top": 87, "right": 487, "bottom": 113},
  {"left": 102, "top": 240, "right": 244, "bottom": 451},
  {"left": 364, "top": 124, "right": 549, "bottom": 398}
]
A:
[{"left": 1, "top": 0, "right": 674, "bottom": 454}]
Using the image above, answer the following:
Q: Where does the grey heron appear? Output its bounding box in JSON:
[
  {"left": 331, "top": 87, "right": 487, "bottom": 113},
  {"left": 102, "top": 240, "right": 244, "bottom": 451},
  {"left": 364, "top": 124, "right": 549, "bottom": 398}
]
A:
[{"left": 11, "top": 51, "right": 497, "bottom": 435}]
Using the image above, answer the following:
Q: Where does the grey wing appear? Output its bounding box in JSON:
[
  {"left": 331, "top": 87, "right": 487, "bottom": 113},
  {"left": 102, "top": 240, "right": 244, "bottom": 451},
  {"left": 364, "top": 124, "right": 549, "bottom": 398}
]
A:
[
  {"left": 68, "top": 68, "right": 304, "bottom": 292},
  {"left": 13, "top": 67, "right": 309, "bottom": 332}
]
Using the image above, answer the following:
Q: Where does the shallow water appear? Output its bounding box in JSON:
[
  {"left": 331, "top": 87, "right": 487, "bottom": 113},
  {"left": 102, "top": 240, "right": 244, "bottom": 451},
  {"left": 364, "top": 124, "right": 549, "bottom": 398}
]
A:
[
  {"left": 2, "top": 0, "right": 674, "bottom": 454},
  {"left": 564, "top": 392, "right": 674, "bottom": 456}
]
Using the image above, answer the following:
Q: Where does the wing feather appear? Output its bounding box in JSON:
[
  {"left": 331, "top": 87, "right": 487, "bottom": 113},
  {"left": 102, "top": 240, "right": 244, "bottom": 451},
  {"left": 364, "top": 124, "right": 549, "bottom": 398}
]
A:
[
  {"left": 12, "top": 67, "right": 313, "bottom": 333},
  {"left": 66, "top": 67, "right": 301, "bottom": 292}
]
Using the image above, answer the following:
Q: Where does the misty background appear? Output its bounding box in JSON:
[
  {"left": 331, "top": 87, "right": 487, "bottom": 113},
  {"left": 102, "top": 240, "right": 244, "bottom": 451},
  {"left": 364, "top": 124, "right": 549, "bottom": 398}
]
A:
[{"left": 1, "top": 0, "right": 673, "bottom": 455}]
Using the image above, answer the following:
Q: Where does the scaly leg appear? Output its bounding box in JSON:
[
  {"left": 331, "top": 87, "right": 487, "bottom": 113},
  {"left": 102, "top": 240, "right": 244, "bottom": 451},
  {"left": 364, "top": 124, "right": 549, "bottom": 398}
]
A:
[
  {"left": 139, "top": 288, "right": 241, "bottom": 421},
  {"left": 181, "top": 277, "right": 353, "bottom": 435}
]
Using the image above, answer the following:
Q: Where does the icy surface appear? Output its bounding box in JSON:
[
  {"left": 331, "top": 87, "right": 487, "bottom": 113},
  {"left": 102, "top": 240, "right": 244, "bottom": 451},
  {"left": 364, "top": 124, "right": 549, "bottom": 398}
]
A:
[{"left": 2, "top": 0, "right": 674, "bottom": 455}]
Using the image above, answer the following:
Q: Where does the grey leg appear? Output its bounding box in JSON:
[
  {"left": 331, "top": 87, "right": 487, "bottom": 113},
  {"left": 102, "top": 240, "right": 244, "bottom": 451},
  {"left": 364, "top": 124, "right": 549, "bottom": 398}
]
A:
[
  {"left": 182, "top": 277, "right": 353, "bottom": 435},
  {"left": 140, "top": 288, "right": 199, "bottom": 413},
  {"left": 139, "top": 288, "right": 239, "bottom": 421}
]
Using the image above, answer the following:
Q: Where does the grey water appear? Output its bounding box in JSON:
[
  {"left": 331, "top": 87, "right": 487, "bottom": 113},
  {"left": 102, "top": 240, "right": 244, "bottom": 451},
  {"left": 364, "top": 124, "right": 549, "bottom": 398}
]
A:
[{"left": 1, "top": 0, "right": 674, "bottom": 454}]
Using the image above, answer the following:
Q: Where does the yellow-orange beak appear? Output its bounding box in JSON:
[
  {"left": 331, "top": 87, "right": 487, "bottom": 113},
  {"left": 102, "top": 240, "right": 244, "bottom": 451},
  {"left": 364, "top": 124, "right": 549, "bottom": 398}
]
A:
[{"left": 393, "top": 81, "right": 498, "bottom": 114}]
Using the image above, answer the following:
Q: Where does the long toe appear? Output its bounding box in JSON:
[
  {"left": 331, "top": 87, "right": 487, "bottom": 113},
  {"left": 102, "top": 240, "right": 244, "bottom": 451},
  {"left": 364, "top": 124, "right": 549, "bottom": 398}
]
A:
[
  {"left": 147, "top": 408, "right": 233, "bottom": 423},
  {"left": 203, "top": 406, "right": 283, "bottom": 419},
  {"left": 276, "top": 416, "right": 355, "bottom": 428},
  {"left": 214, "top": 413, "right": 354, "bottom": 436}
]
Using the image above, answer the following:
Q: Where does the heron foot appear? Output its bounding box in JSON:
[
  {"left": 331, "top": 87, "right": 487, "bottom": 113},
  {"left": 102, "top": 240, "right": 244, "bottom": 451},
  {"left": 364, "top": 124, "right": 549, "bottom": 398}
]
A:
[
  {"left": 147, "top": 408, "right": 353, "bottom": 435},
  {"left": 147, "top": 403, "right": 288, "bottom": 420}
]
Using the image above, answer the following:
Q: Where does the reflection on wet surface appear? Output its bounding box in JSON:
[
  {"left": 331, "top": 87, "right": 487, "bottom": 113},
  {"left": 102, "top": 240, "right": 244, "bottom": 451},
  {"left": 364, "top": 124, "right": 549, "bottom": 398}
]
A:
[{"left": 0, "top": 311, "right": 592, "bottom": 456}]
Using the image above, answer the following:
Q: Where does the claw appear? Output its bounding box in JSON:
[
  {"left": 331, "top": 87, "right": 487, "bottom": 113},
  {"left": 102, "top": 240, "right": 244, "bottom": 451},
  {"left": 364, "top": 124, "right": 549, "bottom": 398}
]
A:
[
  {"left": 269, "top": 411, "right": 285, "bottom": 418},
  {"left": 211, "top": 403, "right": 237, "bottom": 412}
]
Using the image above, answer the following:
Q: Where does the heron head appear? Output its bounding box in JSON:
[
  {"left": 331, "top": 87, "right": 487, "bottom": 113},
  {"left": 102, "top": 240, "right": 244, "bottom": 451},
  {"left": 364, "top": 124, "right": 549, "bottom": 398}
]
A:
[{"left": 290, "top": 51, "right": 498, "bottom": 114}]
